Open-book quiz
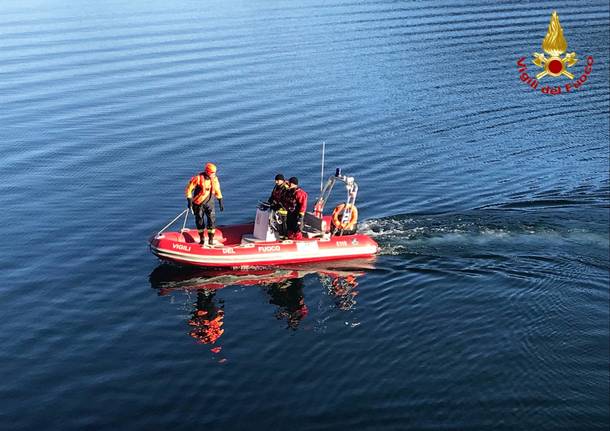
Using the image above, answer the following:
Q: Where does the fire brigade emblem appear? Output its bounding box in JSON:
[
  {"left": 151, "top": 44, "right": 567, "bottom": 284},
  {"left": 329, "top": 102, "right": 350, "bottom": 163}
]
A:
[{"left": 532, "top": 11, "right": 577, "bottom": 79}]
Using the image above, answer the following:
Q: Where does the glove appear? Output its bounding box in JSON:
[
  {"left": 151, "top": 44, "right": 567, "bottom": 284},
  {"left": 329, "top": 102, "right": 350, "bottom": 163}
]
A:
[
  {"left": 297, "top": 214, "right": 304, "bottom": 231},
  {"left": 186, "top": 198, "right": 192, "bottom": 209},
  {"left": 218, "top": 199, "right": 224, "bottom": 212}
]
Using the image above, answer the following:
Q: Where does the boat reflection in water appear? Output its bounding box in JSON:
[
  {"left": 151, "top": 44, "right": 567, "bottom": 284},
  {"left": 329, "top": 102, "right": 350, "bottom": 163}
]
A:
[
  {"left": 262, "top": 277, "right": 308, "bottom": 330},
  {"left": 149, "top": 259, "right": 374, "bottom": 349},
  {"left": 188, "top": 290, "right": 225, "bottom": 346}
]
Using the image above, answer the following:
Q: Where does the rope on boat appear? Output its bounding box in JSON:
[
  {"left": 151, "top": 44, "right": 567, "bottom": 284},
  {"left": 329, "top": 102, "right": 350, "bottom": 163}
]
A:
[
  {"left": 157, "top": 209, "right": 188, "bottom": 235},
  {"left": 182, "top": 209, "right": 189, "bottom": 231}
]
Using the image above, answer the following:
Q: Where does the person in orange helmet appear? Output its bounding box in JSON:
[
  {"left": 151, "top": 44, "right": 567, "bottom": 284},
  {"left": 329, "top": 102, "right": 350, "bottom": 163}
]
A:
[{"left": 185, "top": 162, "right": 224, "bottom": 246}]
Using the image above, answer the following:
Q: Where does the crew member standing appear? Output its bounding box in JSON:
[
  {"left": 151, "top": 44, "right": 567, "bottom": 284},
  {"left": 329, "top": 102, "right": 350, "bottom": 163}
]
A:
[
  {"left": 268, "top": 174, "right": 288, "bottom": 210},
  {"left": 185, "top": 162, "right": 224, "bottom": 246},
  {"left": 284, "top": 176, "right": 308, "bottom": 240},
  {"left": 269, "top": 174, "right": 289, "bottom": 238}
]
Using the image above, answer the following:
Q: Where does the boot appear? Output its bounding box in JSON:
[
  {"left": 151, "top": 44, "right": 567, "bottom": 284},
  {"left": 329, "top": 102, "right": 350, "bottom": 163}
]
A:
[
  {"left": 198, "top": 231, "right": 206, "bottom": 246},
  {"left": 208, "top": 231, "right": 215, "bottom": 247}
]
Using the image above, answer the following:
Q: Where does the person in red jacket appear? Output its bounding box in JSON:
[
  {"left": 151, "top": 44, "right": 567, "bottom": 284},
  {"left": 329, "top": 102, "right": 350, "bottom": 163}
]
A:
[
  {"left": 284, "top": 177, "right": 308, "bottom": 240},
  {"left": 185, "top": 162, "right": 224, "bottom": 246}
]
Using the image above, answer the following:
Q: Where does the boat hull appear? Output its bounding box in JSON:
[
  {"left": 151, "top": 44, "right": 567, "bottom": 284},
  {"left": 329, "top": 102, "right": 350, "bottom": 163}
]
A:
[{"left": 150, "top": 225, "right": 379, "bottom": 268}]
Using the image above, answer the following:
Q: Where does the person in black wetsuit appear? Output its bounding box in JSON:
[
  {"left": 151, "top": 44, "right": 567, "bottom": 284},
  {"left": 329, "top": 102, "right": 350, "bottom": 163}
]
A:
[{"left": 268, "top": 173, "right": 289, "bottom": 238}]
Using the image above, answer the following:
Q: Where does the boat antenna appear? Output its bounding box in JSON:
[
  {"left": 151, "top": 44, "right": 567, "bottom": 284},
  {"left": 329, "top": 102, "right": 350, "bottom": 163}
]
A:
[{"left": 320, "top": 141, "right": 325, "bottom": 192}]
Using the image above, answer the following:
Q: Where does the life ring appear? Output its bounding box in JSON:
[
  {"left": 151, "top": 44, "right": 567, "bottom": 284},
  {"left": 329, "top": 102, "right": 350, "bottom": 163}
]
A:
[{"left": 332, "top": 204, "right": 358, "bottom": 231}]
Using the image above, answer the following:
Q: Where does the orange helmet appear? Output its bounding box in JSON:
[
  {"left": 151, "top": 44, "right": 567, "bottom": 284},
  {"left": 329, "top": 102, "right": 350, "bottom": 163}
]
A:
[{"left": 204, "top": 162, "right": 217, "bottom": 175}]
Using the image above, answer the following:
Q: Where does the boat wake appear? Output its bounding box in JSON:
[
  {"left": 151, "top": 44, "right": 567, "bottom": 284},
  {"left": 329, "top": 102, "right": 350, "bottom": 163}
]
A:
[{"left": 360, "top": 208, "right": 609, "bottom": 258}]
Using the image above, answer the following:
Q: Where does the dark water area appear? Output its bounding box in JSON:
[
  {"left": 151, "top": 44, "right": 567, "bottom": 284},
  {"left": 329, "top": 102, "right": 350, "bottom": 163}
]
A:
[{"left": 1, "top": 1, "right": 608, "bottom": 429}]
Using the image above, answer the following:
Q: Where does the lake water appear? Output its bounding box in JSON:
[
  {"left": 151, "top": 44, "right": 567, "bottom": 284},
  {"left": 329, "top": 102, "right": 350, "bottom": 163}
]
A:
[{"left": 1, "top": 1, "right": 608, "bottom": 429}]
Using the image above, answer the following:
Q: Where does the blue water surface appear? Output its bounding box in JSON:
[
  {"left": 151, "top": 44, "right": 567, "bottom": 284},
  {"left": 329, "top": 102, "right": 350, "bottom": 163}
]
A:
[{"left": 0, "top": 1, "right": 608, "bottom": 430}]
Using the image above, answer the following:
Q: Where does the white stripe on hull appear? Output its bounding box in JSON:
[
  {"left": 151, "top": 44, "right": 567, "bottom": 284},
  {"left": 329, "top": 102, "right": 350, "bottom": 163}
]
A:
[{"left": 151, "top": 244, "right": 378, "bottom": 265}]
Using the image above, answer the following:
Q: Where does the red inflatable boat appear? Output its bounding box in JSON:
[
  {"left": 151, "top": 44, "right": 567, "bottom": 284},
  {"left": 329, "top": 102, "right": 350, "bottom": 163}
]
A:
[{"left": 150, "top": 170, "right": 379, "bottom": 268}]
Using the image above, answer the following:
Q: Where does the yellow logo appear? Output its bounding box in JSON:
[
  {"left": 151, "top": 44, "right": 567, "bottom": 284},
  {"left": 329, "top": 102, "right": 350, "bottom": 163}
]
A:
[
  {"left": 516, "top": 10, "right": 594, "bottom": 95},
  {"left": 532, "top": 11, "right": 577, "bottom": 79}
]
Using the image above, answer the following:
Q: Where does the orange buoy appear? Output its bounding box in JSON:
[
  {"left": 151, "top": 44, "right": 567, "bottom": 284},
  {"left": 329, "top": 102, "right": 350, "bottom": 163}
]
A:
[{"left": 331, "top": 204, "right": 358, "bottom": 231}]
